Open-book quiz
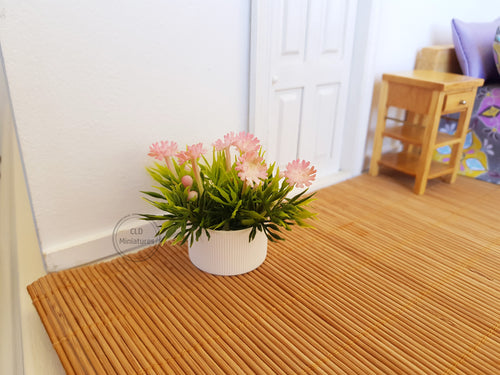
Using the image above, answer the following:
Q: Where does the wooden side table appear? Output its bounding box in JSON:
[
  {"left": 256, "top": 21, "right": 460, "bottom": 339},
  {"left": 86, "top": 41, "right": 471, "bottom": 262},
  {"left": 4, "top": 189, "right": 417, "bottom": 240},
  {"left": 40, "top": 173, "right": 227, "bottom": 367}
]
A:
[{"left": 369, "top": 70, "right": 484, "bottom": 194}]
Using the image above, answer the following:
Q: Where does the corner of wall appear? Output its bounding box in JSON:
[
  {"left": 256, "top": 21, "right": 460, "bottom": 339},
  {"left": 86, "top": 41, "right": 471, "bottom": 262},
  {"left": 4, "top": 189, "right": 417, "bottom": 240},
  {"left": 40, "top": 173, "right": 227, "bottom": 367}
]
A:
[{"left": 341, "top": 0, "right": 381, "bottom": 175}]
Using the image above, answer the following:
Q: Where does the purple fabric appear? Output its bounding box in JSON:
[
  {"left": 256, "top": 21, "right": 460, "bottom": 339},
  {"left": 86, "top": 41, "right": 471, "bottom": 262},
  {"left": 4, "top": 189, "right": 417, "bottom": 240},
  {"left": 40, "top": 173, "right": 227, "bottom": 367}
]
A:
[
  {"left": 452, "top": 18, "right": 500, "bottom": 81},
  {"left": 494, "top": 27, "right": 500, "bottom": 75},
  {"left": 437, "top": 84, "right": 500, "bottom": 185}
]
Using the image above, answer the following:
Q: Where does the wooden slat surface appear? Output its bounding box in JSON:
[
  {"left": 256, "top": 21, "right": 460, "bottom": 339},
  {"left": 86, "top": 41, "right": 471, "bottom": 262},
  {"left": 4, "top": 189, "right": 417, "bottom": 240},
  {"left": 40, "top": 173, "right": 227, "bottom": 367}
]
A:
[{"left": 27, "top": 173, "right": 500, "bottom": 374}]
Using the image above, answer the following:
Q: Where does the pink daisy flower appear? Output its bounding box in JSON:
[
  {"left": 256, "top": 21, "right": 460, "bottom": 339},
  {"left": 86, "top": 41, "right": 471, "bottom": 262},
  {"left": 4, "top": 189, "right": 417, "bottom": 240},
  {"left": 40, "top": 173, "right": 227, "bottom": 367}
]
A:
[
  {"left": 176, "top": 152, "right": 190, "bottom": 165},
  {"left": 214, "top": 132, "right": 238, "bottom": 171},
  {"left": 186, "top": 142, "right": 206, "bottom": 159},
  {"left": 176, "top": 142, "right": 206, "bottom": 164},
  {"left": 224, "top": 131, "right": 238, "bottom": 146},
  {"left": 148, "top": 141, "right": 178, "bottom": 161},
  {"left": 213, "top": 132, "right": 238, "bottom": 151},
  {"left": 235, "top": 151, "right": 267, "bottom": 187},
  {"left": 212, "top": 138, "right": 226, "bottom": 151},
  {"left": 284, "top": 159, "right": 317, "bottom": 188},
  {"left": 176, "top": 142, "right": 206, "bottom": 194},
  {"left": 233, "top": 132, "right": 261, "bottom": 154}
]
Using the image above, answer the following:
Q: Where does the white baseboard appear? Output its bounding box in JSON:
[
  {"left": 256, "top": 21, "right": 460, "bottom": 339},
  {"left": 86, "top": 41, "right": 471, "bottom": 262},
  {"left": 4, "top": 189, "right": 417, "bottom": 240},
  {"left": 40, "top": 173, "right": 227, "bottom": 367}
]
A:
[
  {"left": 44, "top": 219, "right": 161, "bottom": 272},
  {"left": 43, "top": 233, "right": 118, "bottom": 272},
  {"left": 310, "top": 170, "right": 353, "bottom": 192}
]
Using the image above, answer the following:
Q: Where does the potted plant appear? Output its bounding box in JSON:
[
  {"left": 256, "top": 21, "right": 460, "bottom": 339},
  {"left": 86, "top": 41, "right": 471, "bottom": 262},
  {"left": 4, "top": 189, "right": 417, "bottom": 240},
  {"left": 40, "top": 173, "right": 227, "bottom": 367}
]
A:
[{"left": 141, "top": 131, "right": 316, "bottom": 275}]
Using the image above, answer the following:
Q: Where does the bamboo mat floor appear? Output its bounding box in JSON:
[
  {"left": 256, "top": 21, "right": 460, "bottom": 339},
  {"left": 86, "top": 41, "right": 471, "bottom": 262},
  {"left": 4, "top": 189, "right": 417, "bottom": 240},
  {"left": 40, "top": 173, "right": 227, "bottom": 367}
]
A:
[{"left": 28, "top": 173, "right": 500, "bottom": 374}]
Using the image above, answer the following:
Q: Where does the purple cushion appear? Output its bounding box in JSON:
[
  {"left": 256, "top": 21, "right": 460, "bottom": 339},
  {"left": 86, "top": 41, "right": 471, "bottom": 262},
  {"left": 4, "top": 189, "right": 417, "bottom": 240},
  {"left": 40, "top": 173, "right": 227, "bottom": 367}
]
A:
[{"left": 452, "top": 18, "right": 500, "bottom": 81}]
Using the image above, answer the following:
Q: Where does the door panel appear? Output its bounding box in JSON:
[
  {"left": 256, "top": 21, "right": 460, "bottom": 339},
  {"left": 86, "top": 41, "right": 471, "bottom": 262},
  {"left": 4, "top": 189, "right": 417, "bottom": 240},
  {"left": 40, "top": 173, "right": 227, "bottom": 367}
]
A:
[
  {"left": 251, "top": 0, "right": 357, "bottom": 178},
  {"left": 320, "top": 0, "right": 346, "bottom": 56},
  {"left": 270, "top": 88, "right": 303, "bottom": 165},
  {"left": 280, "top": 0, "right": 308, "bottom": 59},
  {"left": 315, "top": 83, "right": 339, "bottom": 161}
]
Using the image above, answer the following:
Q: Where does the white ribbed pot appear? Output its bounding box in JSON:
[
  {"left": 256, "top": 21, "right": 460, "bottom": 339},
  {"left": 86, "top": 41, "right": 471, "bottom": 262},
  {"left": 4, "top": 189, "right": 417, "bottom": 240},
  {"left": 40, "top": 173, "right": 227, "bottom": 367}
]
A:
[{"left": 188, "top": 227, "right": 268, "bottom": 276}]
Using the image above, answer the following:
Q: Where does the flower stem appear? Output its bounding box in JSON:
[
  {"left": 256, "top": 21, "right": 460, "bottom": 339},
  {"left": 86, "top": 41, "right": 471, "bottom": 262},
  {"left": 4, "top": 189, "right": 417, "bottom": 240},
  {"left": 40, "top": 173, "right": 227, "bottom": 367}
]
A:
[
  {"left": 191, "top": 159, "right": 203, "bottom": 195},
  {"left": 224, "top": 147, "right": 232, "bottom": 171},
  {"left": 241, "top": 180, "right": 249, "bottom": 196},
  {"left": 165, "top": 157, "right": 178, "bottom": 178}
]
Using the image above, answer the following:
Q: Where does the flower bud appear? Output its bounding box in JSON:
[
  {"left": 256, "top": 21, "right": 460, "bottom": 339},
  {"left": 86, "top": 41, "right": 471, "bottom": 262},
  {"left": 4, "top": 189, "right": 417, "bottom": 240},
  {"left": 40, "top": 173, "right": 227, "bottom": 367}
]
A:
[
  {"left": 181, "top": 175, "right": 193, "bottom": 187},
  {"left": 187, "top": 190, "right": 198, "bottom": 201}
]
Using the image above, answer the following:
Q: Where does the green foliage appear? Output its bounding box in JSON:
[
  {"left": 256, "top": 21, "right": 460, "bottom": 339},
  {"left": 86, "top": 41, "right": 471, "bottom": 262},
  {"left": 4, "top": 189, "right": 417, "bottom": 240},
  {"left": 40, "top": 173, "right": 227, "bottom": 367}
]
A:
[{"left": 141, "top": 150, "right": 316, "bottom": 245}]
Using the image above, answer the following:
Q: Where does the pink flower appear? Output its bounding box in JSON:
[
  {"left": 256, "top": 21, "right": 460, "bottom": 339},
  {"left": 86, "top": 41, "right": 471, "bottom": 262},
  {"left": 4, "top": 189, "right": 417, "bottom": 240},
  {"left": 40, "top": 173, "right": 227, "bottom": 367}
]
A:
[
  {"left": 224, "top": 132, "right": 238, "bottom": 146},
  {"left": 214, "top": 133, "right": 236, "bottom": 171},
  {"left": 284, "top": 159, "right": 317, "bottom": 188},
  {"left": 176, "top": 152, "right": 190, "bottom": 166},
  {"left": 148, "top": 141, "right": 179, "bottom": 178},
  {"left": 177, "top": 142, "right": 206, "bottom": 194},
  {"left": 148, "top": 141, "right": 178, "bottom": 161},
  {"left": 188, "top": 143, "right": 206, "bottom": 158},
  {"left": 212, "top": 138, "right": 226, "bottom": 151},
  {"left": 235, "top": 151, "right": 267, "bottom": 187},
  {"left": 213, "top": 132, "right": 237, "bottom": 151},
  {"left": 233, "top": 132, "right": 260, "bottom": 154},
  {"left": 176, "top": 142, "right": 206, "bottom": 165}
]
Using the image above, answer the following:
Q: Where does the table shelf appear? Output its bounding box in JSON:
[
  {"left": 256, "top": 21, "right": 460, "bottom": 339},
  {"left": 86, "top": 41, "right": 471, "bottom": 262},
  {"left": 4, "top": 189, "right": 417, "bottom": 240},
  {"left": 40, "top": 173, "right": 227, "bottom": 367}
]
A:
[
  {"left": 383, "top": 125, "right": 462, "bottom": 148},
  {"left": 378, "top": 152, "right": 454, "bottom": 178}
]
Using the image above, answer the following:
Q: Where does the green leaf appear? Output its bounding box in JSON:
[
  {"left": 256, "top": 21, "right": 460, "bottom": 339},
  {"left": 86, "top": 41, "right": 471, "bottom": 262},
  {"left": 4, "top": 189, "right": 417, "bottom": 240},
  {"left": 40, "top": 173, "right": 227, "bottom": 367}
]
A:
[
  {"left": 265, "top": 227, "right": 284, "bottom": 241},
  {"left": 214, "top": 184, "right": 232, "bottom": 203},
  {"left": 141, "top": 190, "right": 166, "bottom": 200},
  {"left": 230, "top": 200, "right": 243, "bottom": 219},
  {"left": 206, "top": 191, "right": 228, "bottom": 205},
  {"left": 241, "top": 210, "right": 267, "bottom": 221},
  {"left": 140, "top": 213, "right": 169, "bottom": 221},
  {"left": 240, "top": 218, "right": 255, "bottom": 226}
]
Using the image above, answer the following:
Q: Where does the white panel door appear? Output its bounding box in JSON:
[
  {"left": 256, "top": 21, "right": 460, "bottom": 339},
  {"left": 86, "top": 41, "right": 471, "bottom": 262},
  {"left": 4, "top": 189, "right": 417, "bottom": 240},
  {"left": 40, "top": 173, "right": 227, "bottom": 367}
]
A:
[{"left": 250, "top": 0, "right": 357, "bottom": 178}]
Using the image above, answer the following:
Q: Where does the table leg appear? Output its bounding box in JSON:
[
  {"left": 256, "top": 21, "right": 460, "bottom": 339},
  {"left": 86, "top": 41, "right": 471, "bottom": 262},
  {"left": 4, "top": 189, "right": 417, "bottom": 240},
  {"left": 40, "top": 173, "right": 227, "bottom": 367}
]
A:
[
  {"left": 414, "top": 91, "right": 445, "bottom": 194},
  {"left": 369, "top": 81, "right": 389, "bottom": 177},
  {"left": 442, "top": 97, "right": 476, "bottom": 184}
]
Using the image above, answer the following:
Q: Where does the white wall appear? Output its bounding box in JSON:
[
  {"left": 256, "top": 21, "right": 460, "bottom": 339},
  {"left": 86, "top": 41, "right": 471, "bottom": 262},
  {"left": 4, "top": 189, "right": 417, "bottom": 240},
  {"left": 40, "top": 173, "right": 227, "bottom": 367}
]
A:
[
  {"left": 373, "top": 1, "right": 500, "bottom": 75},
  {"left": 2, "top": 0, "right": 499, "bottom": 271},
  {"left": 363, "top": 0, "right": 500, "bottom": 167},
  {"left": 0, "top": 0, "right": 250, "bottom": 270}
]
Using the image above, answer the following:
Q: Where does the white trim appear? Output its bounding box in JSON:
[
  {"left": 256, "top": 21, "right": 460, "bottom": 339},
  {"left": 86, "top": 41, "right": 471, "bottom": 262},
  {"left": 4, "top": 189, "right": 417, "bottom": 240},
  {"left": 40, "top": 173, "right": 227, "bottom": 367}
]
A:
[
  {"left": 309, "top": 170, "right": 353, "bottom": 192},
  {"left": 43, "top": 232, "right": 118, "bottom": 272},
  {"left": 0, "top": 105, "right": 24, "bottom": 375},
  {"left": 43, "top": 220, "right": 157, "bottom": 272},
  {"left": 1, "top": 114, "right": 65, "bottom": 373}
]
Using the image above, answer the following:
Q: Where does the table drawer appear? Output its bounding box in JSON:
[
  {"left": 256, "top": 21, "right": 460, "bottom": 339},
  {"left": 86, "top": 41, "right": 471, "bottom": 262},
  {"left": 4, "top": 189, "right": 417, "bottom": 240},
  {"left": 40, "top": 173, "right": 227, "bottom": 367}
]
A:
[{"left": 442, "top": 91, "right": 475, "bottom": 113}]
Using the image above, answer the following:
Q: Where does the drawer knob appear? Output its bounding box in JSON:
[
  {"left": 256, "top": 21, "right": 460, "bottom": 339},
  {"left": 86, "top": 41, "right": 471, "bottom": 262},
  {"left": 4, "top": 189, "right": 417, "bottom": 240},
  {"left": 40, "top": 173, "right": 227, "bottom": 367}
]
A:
[{"left": 459, "top": 100, "right": 467, "bottom": 105}]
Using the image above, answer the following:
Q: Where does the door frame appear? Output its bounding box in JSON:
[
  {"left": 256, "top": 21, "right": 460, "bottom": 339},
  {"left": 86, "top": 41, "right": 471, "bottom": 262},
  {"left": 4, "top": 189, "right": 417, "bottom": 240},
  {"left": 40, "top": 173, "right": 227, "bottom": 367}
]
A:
[{"left": 249, "top": 0, "right": 381, "bottom": 190}]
